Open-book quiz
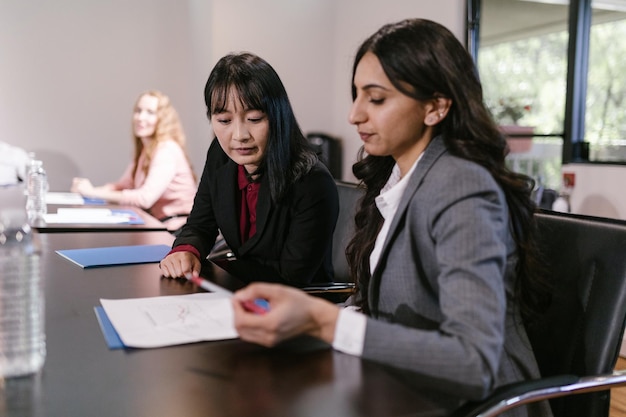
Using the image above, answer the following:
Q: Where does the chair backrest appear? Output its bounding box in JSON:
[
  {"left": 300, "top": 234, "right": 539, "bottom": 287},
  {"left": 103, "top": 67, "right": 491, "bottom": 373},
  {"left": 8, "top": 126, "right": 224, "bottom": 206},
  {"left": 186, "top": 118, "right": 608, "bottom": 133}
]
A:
[
  {"left": 332, "top": 181, "right": 363, "bottom": 282},
  {"left": 528, "top": 210, "right": 626, "bottom": 417}
]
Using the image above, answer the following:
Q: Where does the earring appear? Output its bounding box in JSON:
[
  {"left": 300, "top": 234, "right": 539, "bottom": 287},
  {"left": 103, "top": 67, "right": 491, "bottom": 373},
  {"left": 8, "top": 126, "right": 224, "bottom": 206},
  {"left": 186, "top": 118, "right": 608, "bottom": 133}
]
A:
[{"left": 438, "top": 111, "right": 444, "bottom": 118}]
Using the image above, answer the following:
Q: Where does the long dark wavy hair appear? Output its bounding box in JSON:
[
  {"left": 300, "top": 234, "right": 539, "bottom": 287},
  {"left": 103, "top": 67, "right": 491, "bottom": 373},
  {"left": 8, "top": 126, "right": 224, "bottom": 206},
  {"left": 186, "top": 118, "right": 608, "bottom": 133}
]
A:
[
  {"left": 204, "top": 52, "right": 317, "bottom": 203},
  {"left": 345, "top": 19, "right": 549, "bottom": 324}
]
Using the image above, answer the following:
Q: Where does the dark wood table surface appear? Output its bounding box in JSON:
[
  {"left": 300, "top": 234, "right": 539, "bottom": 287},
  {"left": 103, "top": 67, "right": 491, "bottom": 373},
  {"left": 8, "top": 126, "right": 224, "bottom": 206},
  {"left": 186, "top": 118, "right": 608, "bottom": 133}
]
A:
[{"left": 1, "top": 231, "right": 452, "bottom": 417}]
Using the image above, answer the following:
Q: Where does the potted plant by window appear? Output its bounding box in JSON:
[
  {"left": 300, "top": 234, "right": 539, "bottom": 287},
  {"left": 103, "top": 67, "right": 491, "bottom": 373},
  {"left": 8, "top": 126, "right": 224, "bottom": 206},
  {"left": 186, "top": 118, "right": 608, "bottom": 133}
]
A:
[{"left": 491, "top": 98, "right": 534, "bottom": 153}]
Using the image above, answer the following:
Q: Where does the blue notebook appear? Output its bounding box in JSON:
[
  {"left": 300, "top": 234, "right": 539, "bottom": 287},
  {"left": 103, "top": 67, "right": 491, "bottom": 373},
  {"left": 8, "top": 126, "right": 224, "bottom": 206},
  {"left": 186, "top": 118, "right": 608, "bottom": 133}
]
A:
[
  {"left": 109, "top": 209, "right": 144, "bottom": 224},
  {"left": 56, "top": 244, "right": 171, "bottom": 268},
  {"left": 83, "top": 197, "right": 107, "bottom": 205}
]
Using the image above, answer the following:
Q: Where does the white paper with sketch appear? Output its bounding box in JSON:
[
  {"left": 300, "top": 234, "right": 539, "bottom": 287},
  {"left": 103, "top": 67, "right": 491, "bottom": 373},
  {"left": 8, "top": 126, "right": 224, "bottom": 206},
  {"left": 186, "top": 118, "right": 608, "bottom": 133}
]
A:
[{"left": 100, "top": 292, "right": 238, "bottom": 348}]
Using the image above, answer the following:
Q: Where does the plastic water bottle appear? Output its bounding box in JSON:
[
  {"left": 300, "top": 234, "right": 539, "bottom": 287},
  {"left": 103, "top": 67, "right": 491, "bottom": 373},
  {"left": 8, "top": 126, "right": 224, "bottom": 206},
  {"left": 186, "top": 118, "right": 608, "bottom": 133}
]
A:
[
  {"left": 25, "top": 160, "right": 48, "bottom": 222},
  {"left": 0, "top": 209, "right": 46, "bottom": 377},
  {"left": 24, "top": 152, "right": 36, "bottom": 184}
]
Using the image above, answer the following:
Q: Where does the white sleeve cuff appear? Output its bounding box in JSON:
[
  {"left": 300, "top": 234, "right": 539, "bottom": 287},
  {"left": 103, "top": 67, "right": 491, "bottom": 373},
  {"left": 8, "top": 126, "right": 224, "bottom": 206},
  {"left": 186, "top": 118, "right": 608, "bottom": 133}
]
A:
[{"left": 332, "top": 307, "right": 366, "bottom": 356}]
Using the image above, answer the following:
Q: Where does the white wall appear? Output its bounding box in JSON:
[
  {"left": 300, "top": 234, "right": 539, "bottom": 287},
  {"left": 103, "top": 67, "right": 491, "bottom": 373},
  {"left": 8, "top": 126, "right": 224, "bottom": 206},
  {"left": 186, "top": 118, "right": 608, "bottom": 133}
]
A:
[
  {"left": 0, "top": 0, "right": 464, "bottom": 189},
  {"left": 562, "top": 163, "right": 626, "bottom": 220},
  {"left": 0, "top": 0, "right": 207, "bottom": 190},
  {"left": 330, "top": 0, "right": 466, "bottom": 180}
]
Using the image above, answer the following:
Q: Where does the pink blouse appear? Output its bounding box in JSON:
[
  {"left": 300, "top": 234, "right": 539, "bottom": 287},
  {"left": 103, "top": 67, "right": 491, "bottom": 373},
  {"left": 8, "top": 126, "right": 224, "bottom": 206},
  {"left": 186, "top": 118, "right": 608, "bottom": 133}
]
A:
[{"left": 111, "top": 140, "right": 196, "bottom": 230}]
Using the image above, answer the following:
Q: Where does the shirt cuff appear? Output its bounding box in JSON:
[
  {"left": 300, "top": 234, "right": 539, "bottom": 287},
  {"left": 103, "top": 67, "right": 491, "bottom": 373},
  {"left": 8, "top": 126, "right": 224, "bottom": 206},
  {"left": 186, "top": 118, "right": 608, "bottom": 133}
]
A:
[
  {"left": 332, "top": 307, "right": 366, "bottom": 356},
  {"left": 167, "top": 244, "right": 201, "bottom": 260}
]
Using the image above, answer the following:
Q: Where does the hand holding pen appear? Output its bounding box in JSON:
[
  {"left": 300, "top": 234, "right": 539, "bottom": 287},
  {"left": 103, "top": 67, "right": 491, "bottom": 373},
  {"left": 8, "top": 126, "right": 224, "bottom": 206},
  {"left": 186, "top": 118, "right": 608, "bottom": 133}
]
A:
[{"left": 231, "top": 282, "right": 340, "bottom": 347}]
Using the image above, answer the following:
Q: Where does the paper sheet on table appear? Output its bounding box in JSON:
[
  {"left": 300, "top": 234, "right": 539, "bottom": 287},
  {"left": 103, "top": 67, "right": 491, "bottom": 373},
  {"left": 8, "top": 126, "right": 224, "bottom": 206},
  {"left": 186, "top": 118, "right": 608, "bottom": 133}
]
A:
[
  {"left": 44, "top": 208, "right": 143, "bottom": 224},
  {"left": 45, "top": 192, "right": 106, "bottom": 205},
  {"left": 45, "top": 192, "right": 85, "bottom": 205},
  {"left": 100, "top": 293, "right": 238, "bottom": 348}
]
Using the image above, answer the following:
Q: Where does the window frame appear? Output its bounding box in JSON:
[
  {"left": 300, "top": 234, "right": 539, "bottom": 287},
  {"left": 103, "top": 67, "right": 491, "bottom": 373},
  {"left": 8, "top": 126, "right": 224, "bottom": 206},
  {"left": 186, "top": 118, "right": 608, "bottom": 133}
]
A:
[{"left": 466, "top": 0, "right": 595, "bottom": 164}]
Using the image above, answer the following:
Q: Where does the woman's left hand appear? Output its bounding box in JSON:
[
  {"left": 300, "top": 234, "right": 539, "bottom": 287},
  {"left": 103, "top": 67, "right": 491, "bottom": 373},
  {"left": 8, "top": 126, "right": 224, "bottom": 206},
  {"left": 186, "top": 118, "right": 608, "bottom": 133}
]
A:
[{"left": 232, "top": 282, "right": 340, "bottom": 347}]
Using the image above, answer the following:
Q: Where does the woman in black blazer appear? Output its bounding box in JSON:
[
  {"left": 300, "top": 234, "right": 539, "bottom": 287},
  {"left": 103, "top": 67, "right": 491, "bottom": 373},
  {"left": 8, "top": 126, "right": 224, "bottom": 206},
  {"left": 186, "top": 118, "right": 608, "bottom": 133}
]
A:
[{"left": 160, "top": 52, "right": 339, "bottom": 286}]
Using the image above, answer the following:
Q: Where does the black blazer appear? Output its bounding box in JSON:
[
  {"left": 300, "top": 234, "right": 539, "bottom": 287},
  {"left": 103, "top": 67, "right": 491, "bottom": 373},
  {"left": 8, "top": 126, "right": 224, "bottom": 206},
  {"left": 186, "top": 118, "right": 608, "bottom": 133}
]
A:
[{"left": 173, "top": 139, "right": 339, "bottom": 285}]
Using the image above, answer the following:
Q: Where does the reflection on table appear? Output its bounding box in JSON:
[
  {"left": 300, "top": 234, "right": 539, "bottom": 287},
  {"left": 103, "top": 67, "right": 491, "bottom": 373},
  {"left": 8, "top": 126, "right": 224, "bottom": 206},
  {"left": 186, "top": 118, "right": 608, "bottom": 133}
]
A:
[{"left": 1, "top": 230, "right": 451, "bottom": 417}]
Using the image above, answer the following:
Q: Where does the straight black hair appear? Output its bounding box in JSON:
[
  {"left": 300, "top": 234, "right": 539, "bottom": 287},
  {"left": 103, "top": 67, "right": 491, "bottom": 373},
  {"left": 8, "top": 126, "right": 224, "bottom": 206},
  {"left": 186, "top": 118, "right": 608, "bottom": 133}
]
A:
[{"left": 204, "top": 52, "right": 316, "bottom": 202}]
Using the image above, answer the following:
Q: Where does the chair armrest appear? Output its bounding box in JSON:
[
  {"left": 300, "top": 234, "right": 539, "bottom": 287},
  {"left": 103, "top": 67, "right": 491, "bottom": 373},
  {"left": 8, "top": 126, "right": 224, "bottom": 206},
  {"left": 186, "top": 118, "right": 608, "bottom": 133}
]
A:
[
  {"left": 451, "top": 371, "right": 626, "bottom": 417},
  {"left": 207, "top": 248, "right": 236, "bottom": 261},
  {"left": 299, "top": 282, "right": 356, "bottom": 293},
  {"left": 299, "top": 282, "right": 355, "bottom": 303}
]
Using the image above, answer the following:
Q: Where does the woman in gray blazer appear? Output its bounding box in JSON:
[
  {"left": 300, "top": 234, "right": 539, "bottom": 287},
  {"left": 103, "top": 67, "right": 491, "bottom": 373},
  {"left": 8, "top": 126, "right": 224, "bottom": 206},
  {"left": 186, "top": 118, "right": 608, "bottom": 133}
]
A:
[{"left": 232, "top": 19, "right": 551, "bottom": 417}]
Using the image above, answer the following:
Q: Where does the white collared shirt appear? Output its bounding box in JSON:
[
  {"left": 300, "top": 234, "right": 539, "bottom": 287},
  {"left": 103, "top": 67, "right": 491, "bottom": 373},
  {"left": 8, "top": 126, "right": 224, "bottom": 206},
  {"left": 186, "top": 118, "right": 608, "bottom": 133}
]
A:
[{"left": 332, "top": 156, "right": 422, "bottom": 356}]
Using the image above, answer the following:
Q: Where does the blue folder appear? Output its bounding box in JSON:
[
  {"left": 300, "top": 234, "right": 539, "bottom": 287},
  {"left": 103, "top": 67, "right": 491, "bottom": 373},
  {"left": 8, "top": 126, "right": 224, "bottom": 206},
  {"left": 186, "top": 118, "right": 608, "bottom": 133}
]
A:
[
  {"left": 83, "top": 197, "right": 106, "bottom": 205},
  {"left": 94, "top": 306, "right": 126, "bottom": 349},
  {"left": 109, "top": 209, "right": 144, "bottom": 224},
  {"left": 56, "top": 244, "right": 171, "bottom": 268}
]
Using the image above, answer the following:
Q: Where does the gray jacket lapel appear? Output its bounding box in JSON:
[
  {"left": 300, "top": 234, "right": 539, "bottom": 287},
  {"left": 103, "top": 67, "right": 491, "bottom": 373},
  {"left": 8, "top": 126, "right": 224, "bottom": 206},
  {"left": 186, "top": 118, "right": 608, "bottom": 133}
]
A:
[{"left": 368, "top": 136, "right": 449, "bottom": 313}]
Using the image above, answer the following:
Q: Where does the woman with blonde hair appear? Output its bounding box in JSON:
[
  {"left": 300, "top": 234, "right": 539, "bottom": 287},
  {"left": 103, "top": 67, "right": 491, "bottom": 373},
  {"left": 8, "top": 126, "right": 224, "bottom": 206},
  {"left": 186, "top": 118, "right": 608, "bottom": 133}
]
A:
[{"left": 72, "top": 90, "right": 197, "bottom": 233}]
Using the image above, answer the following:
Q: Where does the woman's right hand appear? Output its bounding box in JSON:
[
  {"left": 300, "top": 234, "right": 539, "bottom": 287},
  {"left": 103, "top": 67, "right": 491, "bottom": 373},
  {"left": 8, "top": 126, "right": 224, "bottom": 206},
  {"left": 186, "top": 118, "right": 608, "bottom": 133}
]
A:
[
  {"left": 159, "top": 251, "right": 201, "bottom": 278},
  {"left": 71, "top": 177, "right": 94, "bottom": 194},
  {"left": 232, "top": 282, "right": 340, "bottom": 347}
]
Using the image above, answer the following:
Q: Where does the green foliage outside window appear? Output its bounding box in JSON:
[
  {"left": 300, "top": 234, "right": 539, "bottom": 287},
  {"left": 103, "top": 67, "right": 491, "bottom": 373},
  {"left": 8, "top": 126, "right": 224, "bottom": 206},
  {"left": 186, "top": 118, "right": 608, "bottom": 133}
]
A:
[
  {"left": 587, "top": 19, "right": 626, "bottom": 146},
  {"left": 478, "top": 31, "right": 568, "bottom": 135}
]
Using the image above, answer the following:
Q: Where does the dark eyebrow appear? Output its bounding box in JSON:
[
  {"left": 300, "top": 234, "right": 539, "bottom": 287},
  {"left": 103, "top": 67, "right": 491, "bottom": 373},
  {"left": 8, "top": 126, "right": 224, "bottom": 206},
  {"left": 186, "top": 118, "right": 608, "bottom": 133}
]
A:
[{"left": 359, "top": 83, "right": 392, "bottom": 92}]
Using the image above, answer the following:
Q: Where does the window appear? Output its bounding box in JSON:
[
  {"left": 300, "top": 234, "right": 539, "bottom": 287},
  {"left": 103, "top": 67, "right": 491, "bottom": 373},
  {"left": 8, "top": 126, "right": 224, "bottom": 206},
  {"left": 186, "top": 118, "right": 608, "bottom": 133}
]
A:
[
  {"left": 587, "top": 1, "right": 626, "bottom": 160},
  {"left": 468, "top": 0, "right": 626, "bottom": 190}
]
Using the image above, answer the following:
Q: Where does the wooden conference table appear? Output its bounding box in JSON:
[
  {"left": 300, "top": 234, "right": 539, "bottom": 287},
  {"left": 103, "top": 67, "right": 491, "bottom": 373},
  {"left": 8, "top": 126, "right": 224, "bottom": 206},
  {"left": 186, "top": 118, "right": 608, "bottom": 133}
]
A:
[{"left": 1, "top": 230, "right": 454, "bottom": 417}]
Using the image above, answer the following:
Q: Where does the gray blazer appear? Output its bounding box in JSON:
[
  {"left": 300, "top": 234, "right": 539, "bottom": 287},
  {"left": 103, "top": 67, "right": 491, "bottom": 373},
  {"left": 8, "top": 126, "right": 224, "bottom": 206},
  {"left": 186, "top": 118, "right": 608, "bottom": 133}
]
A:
[{"left": 360, "top": 136, "right": 551, "bottom": 416}]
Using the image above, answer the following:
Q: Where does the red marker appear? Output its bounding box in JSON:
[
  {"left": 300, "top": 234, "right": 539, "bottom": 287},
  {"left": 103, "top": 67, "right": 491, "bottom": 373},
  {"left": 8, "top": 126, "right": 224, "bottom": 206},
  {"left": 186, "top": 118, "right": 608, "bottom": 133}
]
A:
[{"left": 241, "top": 299, "right": 270, "bottom": 315}]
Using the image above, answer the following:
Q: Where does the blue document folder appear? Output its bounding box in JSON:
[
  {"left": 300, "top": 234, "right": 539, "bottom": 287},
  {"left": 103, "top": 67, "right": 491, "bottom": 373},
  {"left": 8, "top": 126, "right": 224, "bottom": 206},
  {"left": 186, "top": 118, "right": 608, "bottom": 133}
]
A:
[
  {"left": 94, "top": 306, "right": 126, "bottom": 349},
  {"left": 56, "top": 244, "right": 171, "bottom": 268},
  {"left": 83, "top": 197, "right": 107, "bottom": 205}
]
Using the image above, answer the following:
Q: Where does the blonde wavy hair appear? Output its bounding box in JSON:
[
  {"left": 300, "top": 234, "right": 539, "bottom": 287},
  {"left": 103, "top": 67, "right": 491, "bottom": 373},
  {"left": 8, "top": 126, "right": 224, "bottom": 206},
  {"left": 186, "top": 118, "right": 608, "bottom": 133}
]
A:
[{"left": 131, "top": 90, "right": 196, "bottom": 181}]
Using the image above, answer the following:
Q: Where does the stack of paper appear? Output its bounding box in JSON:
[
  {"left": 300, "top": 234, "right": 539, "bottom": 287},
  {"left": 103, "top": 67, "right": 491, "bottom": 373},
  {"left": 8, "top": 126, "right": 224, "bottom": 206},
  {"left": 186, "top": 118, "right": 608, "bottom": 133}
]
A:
[
  {"left": 45, "top": 192, "right": 106, "bottom": 205},
  {"left": 44, "top": 208, "right": 144, "bottom": 224}
]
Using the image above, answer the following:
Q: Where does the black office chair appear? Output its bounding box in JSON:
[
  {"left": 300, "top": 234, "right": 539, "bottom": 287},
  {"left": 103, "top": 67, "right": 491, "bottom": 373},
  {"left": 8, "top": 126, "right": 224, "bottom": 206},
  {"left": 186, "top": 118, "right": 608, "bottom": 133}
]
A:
[
  {"left": 452, "top": 210, "right": 626, "bottom": 417},
  {"left": 299, "top": 181, "right": 362, "bottom": 300}
]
